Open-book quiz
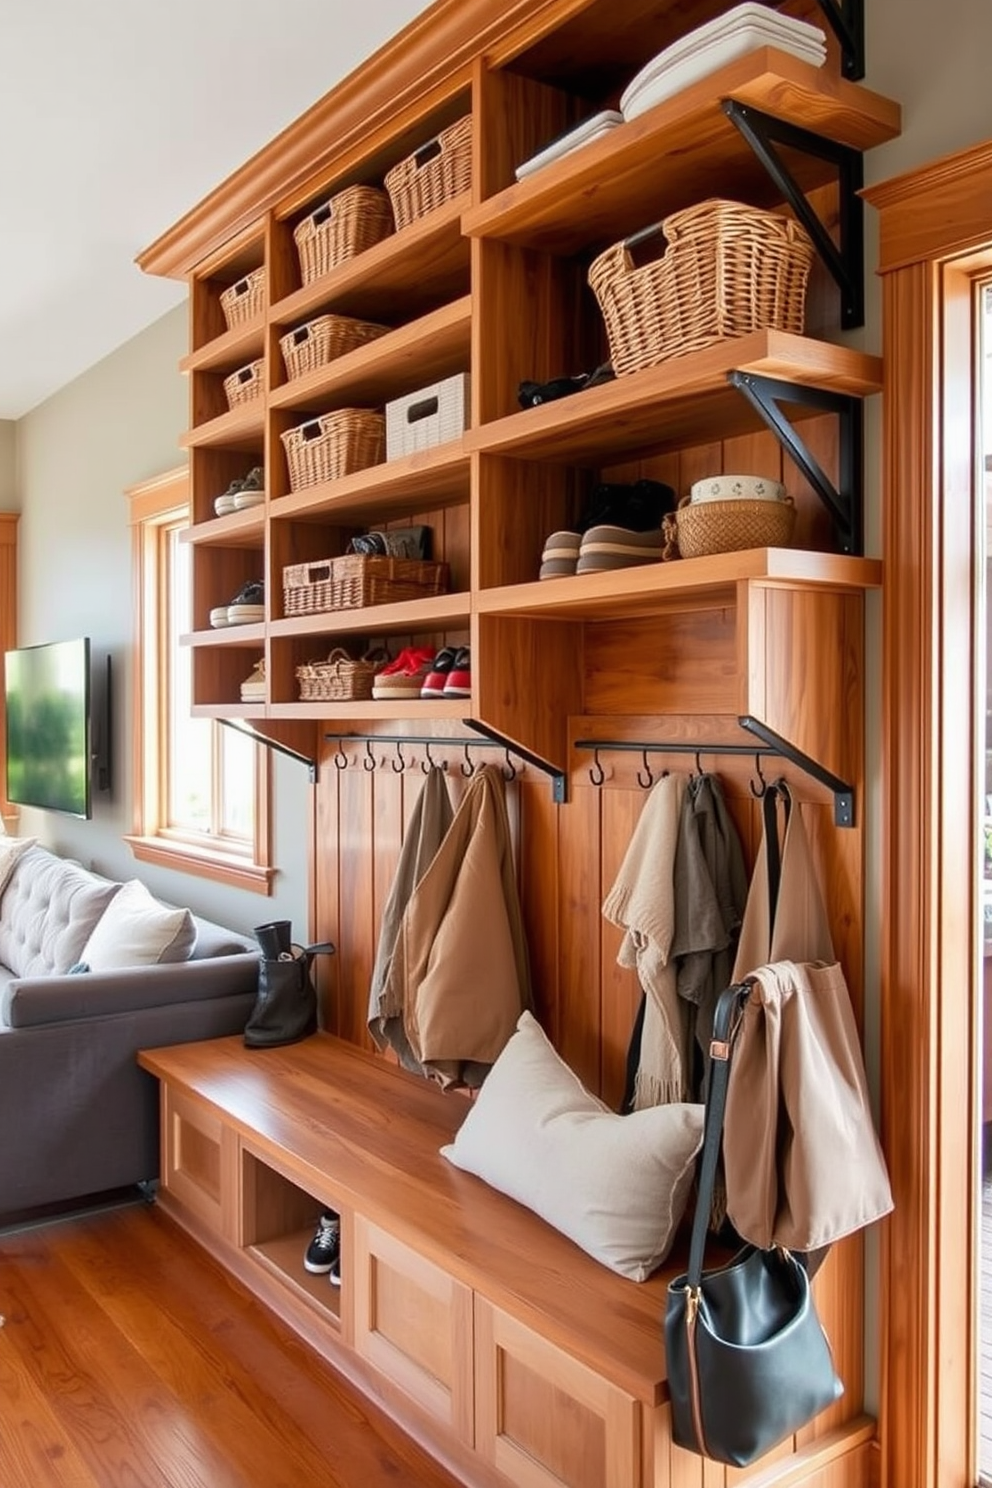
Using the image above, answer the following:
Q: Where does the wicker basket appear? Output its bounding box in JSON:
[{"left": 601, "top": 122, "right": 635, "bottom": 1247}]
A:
[
  {"left": 223, "top": 358, "right": 265, "bottom": 409},
  {"left": 293, "top": 186, "right": 394, "bottom": 285},
  {"left": 281, "top": 409, "right": 385, "bottom": 492},
  {"left": 296, "top": 647, "right": 384, "bottom": 701},
  {"left": 219, "top": 267, "right": 265, "bottom": 330},
  {"left": 280, "top": 314, "right": 390, "bottom": 382},
  {"left": 665, "top": 495, "right": 796, "bottom": 559},
  {"left": 283, "top": 554, "right": 450, "bottom": 615},
  {"left": 588, "top": 199, "right": 815, "bottom": 376},
  {"left": 384, "top": 115, "right": 473, "bottom": 231}
]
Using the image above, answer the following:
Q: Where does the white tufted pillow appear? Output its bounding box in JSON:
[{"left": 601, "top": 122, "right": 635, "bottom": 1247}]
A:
[
  {"left": 0, "top": 845, "right": 120, "bottom": 977},
  {"left": 441, "top": 1011, "right": 704, "bottom": 1281},
  {"left": 79, "top": 879, "right": 197, "bottom": 971},
  {"left": 0, "top": 836, "right": 37, "bottom": 899}
]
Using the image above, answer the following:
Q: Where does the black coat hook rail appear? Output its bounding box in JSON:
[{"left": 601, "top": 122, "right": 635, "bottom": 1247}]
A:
[
  {"left": 573, "top": 715, "right": 856, "bottom": 828},
  {"left": 322, "top": 728, "right": 568, "bottom": 801}
]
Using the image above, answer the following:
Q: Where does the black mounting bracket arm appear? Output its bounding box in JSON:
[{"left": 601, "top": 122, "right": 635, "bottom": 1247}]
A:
[
  {"left": 812, "top": 0, "right": 864, "bottom": 80},
  {"left": 728, "top": 370, "right": 863, "bottom": 555},
  {"left": 722, "top": 99, "right": 865, "bottom": 330}
]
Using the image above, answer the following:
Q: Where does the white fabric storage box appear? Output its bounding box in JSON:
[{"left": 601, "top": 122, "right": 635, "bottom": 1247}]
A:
[{"left": 386, "top": 373, "right": 470, "bottom": 458}]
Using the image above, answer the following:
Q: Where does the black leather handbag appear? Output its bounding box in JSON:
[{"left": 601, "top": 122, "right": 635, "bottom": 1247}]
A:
[
  {"left": 665, "top": 982, "right": 843, "bottom": 1467},
  {"left": 244, "top": 923, "right": 335, "bottom": 1049}
]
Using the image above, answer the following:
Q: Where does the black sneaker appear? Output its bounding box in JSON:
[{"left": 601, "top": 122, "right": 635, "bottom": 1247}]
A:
[
  {"left": 328, "top": 1255, "right": 342, "bottom": 1288},
  {"left": 304, "top": 1210, "right": 340, "bottom": 1274}
]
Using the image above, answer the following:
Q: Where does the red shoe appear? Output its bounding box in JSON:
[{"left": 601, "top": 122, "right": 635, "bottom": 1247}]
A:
[
  {"left": 420, "top": 646, "right": 459, "bottom": 699},
  {"left": 371, "top": 646, "right": 436, "bottom": 699},
  {"left": 442, "top": 647, "right": 471, "bottom": 698}
]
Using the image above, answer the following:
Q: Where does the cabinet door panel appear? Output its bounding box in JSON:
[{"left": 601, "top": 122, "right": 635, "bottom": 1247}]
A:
[
  {"left": 353, "top": 1217, "right": 473, "bottom": 1443},
  {"left": 475, "top": 1297, "right": 640, "bottom": 1488},
  {"left": 162, "top": 1084, "right": 238, "bottom": 1240}
]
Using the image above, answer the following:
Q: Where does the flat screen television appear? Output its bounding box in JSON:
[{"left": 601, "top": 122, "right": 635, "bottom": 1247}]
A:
[{"left": 4, "top": 637, "right": 92, "bottom": 818}]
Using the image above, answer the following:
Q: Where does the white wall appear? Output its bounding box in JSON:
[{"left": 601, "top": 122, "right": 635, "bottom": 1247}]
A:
[{"left": 14, "top": 304, "right": 311, "bottom": 938}]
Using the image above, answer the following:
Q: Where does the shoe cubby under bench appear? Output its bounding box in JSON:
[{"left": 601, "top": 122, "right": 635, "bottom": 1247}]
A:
[{"left": 138, "top": 1033, "right": 874, "bottom": 1488}]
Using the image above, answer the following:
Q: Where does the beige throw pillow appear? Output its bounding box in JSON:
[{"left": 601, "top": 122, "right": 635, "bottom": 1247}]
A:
[
  {"left": 80, "top": 879, "right": 197, "bottom": 971},
  {"left": 440, "top": 1011, "right": 704, "bottom": 1281}
]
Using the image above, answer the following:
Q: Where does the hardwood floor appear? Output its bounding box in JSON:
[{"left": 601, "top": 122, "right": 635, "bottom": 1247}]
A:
[{"left": 0, "top": 1195, "right": 462, "bottom": 1488}]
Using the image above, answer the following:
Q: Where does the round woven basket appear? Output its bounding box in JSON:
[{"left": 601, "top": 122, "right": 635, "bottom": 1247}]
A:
[{"left": 669, "top": 495, "right": 796, "bottom": 558}]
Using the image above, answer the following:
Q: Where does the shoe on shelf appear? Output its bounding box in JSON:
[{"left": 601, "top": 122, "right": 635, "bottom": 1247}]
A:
[
  {"left": 539, "top": 529, "right": 581, "bottom": 581},
  {"left": 232, "top": 465, "right": 265, "bottom": 510},
  {"left": 442, "top": 646, "right": 471, "bottom": 697},
  {"left": 226, "top": 579, "right": 265, "bottom": 625},
  {"left": 328, "top": 1254, "right": 342, "bottom": 1288},
  {"left": 304, "top": 1210, "right": 341, "bottom": 1275},
  {"left": 420, "top": 645, "right": 459, "bottom": 698},
  {"left": 213, "top": 475, "right": 246, "bottom": 517},
  {"left": 578, "top": 478, "right": 677, "bottom": 534},
  {"left": 575, "top": 525, "right": 665, "bottom": 574},
  {"left": 240, "top": 657, "right": 266, "bottom": 703},
  {"left": 371, "top": 646, "right": 437, "bottom": 699}
]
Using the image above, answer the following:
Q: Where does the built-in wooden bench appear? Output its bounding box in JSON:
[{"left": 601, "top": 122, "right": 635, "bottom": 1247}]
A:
[{"left": 139, "top": 1033, "right": 875, "bottom": 1488}]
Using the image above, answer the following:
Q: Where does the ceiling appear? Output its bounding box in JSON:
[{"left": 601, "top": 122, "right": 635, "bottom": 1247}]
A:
[{"left": 0, "top": 0, "right": 434, "bottom": 420}]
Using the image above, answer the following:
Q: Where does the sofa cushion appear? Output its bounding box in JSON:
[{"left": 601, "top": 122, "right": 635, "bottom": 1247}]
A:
[
  {"left": 0, "top": 836, "right": 37, "bottom": 898},
  {"left": 79, "top": 879, "right": 197, "bottom": 970},
  {"left": 441, "top": 1010, "right": 704, "bottom": 1281},
  {"left": 0, "top": 845, "right": 121, "bottom": 977}
]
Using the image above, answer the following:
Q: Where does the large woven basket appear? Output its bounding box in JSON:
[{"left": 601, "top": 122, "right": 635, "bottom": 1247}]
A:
[
  {"left": 665, "top": 495, "right": 796, "bottom": 559},
  {"left": 223, "top": 358, "right": 265, "bottom": 409},
  {"left": 280, "top": 314, "right": 391, "bottom": 382},
  {"left": 281, "top": 409, "right": 385, "bottom": 491},
  {"left": 588, "top": 199, "right": 815, "bottom": 376},
  {"left": 293, "top": 185, "right": 394, "bottom": 285},
  {"left": 384, "top": 115, "right": 473, "bottom": 231},
  {"left": 296, "top": 647, "right": 384, "bottom": 701},
  {"left": 283, "top": 554, "right": 450, "bottom": 615},
  {"left": 219, "top": 267, "right": 265, "bottom": 330}
]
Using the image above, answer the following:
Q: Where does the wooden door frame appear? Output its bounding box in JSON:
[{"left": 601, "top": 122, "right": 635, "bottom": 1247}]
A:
[{"left": 866, "top": 138, "right": 992, "bottom": 1488}]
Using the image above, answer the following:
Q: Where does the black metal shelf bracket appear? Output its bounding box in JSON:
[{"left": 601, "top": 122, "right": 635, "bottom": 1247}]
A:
[
  {"left": 811, "top": 0, "right": 865, "bottom": 80},
  {"left": 727, "top": 370, "right": 863, "bottom": 555},
  {"left": 322, "top": 724, "right": 569, "bottom": 803},
  {"left": 722, "top": 99, "right": 864, "bottom": 329},
  {"left": 220, "top": 718, "right": 318, "bottom": 783},
  {"left": 574, "top": 714, "right": 855, "bottom": 828}
]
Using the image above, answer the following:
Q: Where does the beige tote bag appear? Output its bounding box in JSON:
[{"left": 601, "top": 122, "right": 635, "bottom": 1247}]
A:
[{"left": 724, "top": 785, "right": 893, "bottom": 1251}]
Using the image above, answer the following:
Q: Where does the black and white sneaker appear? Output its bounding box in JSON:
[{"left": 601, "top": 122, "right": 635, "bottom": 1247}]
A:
[
  {"left": 328, "top": 1255, "right": 342, "bottom": 1288},
  {"left": 304, "top": 1210, "right": 340, "bottom": 1274}
]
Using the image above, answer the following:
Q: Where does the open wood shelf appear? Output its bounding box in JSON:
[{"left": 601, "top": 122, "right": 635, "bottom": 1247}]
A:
[
  {"left": 182, "top": 509, "right": 266, "bottom": 547},
  {"left": 476, "top": 547, "right": 882, "bottom": 621},
  {"left": 270, "top": 192, "right": 471, "bottom": 324},
  {"left": 270, "top": 444, "right": 470, "bottom": 523},
  {"left": 263, "top": 698, "right": 470, "bottom": 722},
  {"left": 269, "top": 296, "right": 471, "bottom": 412},
  {"left": 181, "top": 403, "right": 266, "bottom": 451},
  {"left": 271, "top": 592, "right": 470, "bottom": 637},
  {"left": 466, "top": 331, "right": 883, "bottom": 464},
  {"left": 181, "top": 622, "right": 266, "bottom": 648},
  {"left": 464, "top": 51, "right": 900, "bottom": 254},
  {"left": 181, "top": 317, "right": 266, "bottom": 375}
]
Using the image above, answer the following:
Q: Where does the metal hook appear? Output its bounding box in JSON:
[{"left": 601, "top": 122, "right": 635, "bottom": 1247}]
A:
[
  {"left": 749, "top": 753, "right": 767, "bottom": 798},
  {"left": 422, "top": 741, "right": 446, "bottom": 775},
  {"left": 392, "top": 740, "right": 405, "bottom": 774},
  {"left": 502, "top": 749, "right": 518, "bottom": 783},
  {"left": 637, "top": 750, "right": 655, "bottom": 790},
  {"left": 694, "top": 750, "right": 704, "bottom": 778},
  {"left": 589, "top": 748, "right": 605, "bottom": 787},
  {"left": 461, "top": 743, "right": 476, "bottom": 778},
  {"left": 363, "top": 740, "right": 376, "bottom": 773},
  {"left": 334, "top": 744, "right": 348, "bottom": 771}
]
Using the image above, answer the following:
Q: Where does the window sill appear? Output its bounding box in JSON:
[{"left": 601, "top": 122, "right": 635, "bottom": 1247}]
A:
[{"left": 125, "top": 835, "right": 274, "bottom": 895}]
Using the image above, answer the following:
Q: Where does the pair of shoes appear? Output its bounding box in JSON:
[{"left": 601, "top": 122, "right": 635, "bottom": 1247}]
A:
[
  {"left": 346, "top": 525, "right": 432, "bottom": 560},
  {"left": 240, "top": 657, "right": 265, "bottom": 702},
  {"left": 210, "top": 579, "right": 265, "bottom": 628},
  {"left": 539, "top": 525, "right": 666, "bottom": 579},
  {"left": 578, "top": 478, "right": 677, "bottom": 534},
  {"left": 420, "top": 645, "right": 470, "bottom": 698},
  {"left": 213, "top": 465, "right": 265, "bottom": 517},
  {"left": 517, "top": 361, "right": 615, "bottom": 408},
  {"left": 304, "top": 1210, "right": 341, "bottom": 1287},
  {"left": 371, "top": 645, "right": 437, "bottom": 699}
]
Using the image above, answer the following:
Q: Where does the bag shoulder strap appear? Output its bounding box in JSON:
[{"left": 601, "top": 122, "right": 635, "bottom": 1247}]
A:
[{"left": 686, "top": 980, "right": 754, "bottom": 1288}]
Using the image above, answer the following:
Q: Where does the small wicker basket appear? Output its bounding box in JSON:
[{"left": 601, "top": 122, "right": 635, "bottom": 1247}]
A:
[
  {"left": 664, "top": 495, "right": 797, "bottom": 559},
  {"left": 384, "top": 115, "right": 473, "bottom": 231},
  {"left": 293, "top": 186, "right": 394, "bottom": 286},
  {"left": 223, "top": 358, "right": 265, "bottom": 410},
  {"left": 283, "top": 554, "right": 450, "bottom": 616},
  {"left": 219, "top": 267, "right": 265, "bottom": 330},
  {"left": 281, "top": 409, "right": 385, "bottom": 492},
  {"left": 588, "top": 199, "right": 815, "bottom": 376},
  {"left": 279, "top": 314, "right": 390, "bottom": 382},
  {"left": 296, "top": 647, "right": 385, "bottom": 701}
]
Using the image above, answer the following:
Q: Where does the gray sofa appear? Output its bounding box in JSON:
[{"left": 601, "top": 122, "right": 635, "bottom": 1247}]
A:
[{"left": 0, "top": 843, "right": 259, "bottom": 1216}]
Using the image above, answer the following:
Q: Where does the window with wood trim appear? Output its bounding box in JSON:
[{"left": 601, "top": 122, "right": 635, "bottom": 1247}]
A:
[{"left": 126, "top": 467, "right": 273, "bottom": 893}]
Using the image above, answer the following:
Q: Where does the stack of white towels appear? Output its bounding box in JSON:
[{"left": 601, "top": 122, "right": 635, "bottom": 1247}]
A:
[{"left": 515, "top": 3, "right": 828, "bottom": 180}]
